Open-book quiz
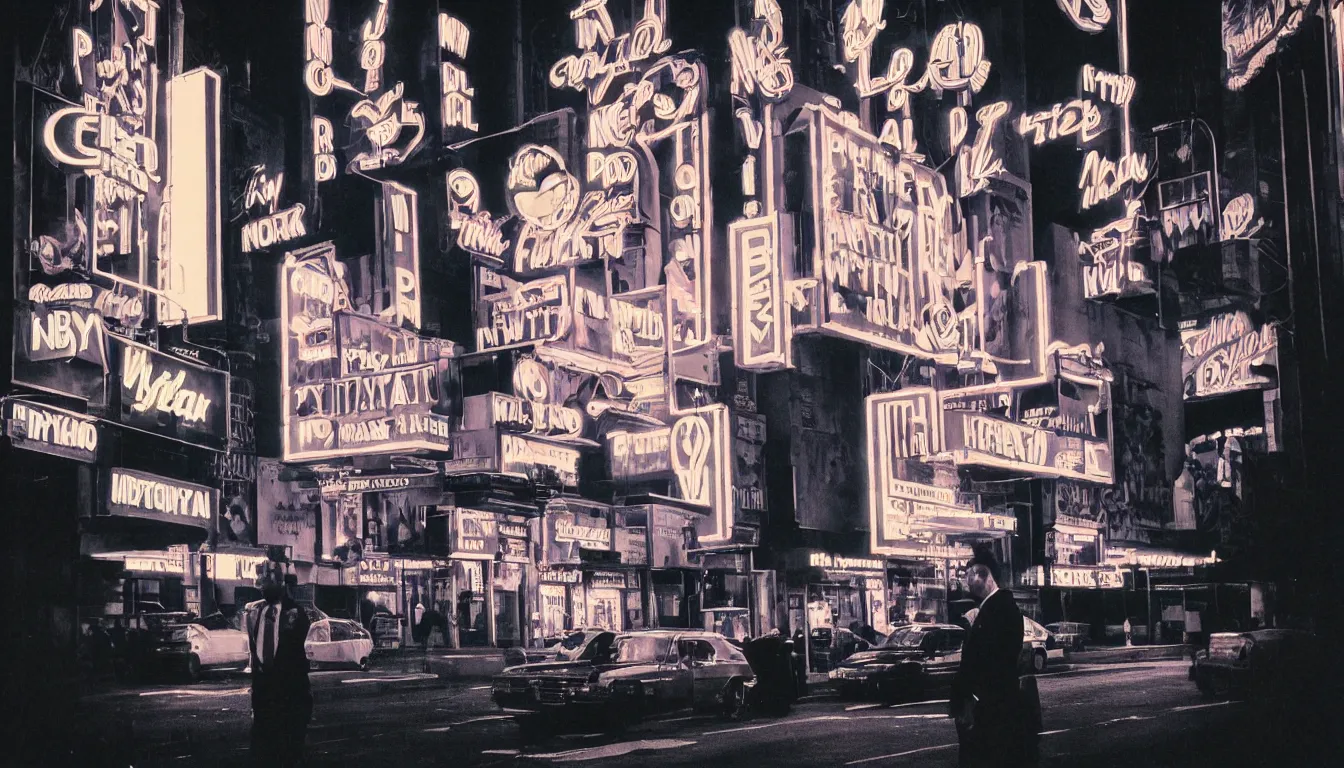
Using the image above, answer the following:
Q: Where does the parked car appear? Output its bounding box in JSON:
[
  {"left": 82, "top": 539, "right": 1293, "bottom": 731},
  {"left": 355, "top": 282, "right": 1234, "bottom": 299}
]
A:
[
  {"left": 168, "top": 613, "right": 251, "bottom": 681},
  {"left": 1191, "top": 629, "right": 1316, "bottom": 698},
  {"left": 113, "top": 610, "right": 197, "bottom": 682},
  {"left": 490, "top": 630, "right": 755, "bottom": 733},
  {"left": 306, "top": 618, "right": 375, "bottom": 670},
  {"left": 1022, "top": 616, "right": 1051, "bottom": 673},
  {"left": 1045, "top": 621, "right": 1091, "bottom": 652},
  {"left": 959, "top": 611, "right": 1052, "bottom": 673},
  {"left": 829, "top": 623, "right": 965, "bottom": 702}
]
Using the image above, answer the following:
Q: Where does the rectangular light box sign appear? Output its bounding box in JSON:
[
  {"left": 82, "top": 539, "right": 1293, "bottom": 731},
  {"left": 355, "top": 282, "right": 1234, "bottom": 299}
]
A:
[{"left": 162, "top": 68, "right": 223, "bottom": 324}]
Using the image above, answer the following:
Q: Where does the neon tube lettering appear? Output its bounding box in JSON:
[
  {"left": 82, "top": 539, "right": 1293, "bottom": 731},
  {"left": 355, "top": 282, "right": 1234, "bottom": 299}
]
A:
[{"left": 1079, "top": 149, "right": 1149, "bottom": 209}]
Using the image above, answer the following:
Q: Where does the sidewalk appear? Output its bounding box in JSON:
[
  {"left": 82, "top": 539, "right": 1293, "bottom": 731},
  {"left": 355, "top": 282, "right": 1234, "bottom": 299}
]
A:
[
  {"left": 370, "top": 646, "right": 507, "bottom": 680},
  {"left": 1064, "top": 644, "right": 1188, "bottom": 664}
]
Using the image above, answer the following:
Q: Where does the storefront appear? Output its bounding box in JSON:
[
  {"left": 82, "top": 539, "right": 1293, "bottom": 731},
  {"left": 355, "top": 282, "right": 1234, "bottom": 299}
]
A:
[
  {"left": 449, "top": 507, "right": 501, "bottom": 647},
  {"left": 641, "top": 504, "right": 702, "bottom": 629},
  {"left": 541, "top": 498, "right": 623, "bottom": 633},
  {"left": 783, "top": 550, "right": 886, "bottom": 669},
  {"left": 83, "top": 469, "right": 220, "bottom": 615}
]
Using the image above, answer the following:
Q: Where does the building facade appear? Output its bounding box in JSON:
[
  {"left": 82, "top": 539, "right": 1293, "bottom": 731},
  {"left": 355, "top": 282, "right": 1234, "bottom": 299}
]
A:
[{"left": 7, "top": 4, "right": 1342, "bottom": 723}]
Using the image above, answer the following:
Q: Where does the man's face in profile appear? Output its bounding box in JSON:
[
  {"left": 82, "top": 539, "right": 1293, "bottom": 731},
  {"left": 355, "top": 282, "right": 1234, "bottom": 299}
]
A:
[{"left": 964, "top": 565, "right": 991, "bottom": 601}]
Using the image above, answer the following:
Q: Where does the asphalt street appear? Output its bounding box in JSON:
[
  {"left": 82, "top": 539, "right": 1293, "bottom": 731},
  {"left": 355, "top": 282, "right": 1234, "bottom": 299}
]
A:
[{"left": 65, "top": 661, "right": 1337, "bottom": 767}]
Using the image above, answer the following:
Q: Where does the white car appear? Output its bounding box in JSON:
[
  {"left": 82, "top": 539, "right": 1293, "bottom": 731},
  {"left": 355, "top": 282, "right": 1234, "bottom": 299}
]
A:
[
  {"left": 174, "top": 613, "right": 251, "bottom": 680},
  {"left": 306, "top": 618, "right": 374, "bottom": 670}
]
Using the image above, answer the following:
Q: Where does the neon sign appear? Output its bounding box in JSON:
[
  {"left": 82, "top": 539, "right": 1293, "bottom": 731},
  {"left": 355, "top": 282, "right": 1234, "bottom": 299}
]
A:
[
  {"left": 1080, "top": 64, "right": 1135, "bottom": 107},
  {"left": 438, "top": 13, "right": 477, "bottom": 132},
  {"left": 381, "top": 182, "right": 420, "bottom": 331},
  {"left": 943, "top": 411, "right": 1114, "bottom": 483},
  {"left": 1079, "top": 149, "right": 1149, "bottom": 209},
  {"left": 548, "top": 0, "right": 672, "bottom": 104},
  {"left": 1016, "top": 100, "right": 1104, "bottom": 146},
  {"left": 2, "top": 399, "right": 101, "bottom": 463},
  {"left": 160, "top": 68, "right": 224, "bottom": 324},
  {"left": 1180, "top": 311, "right": 1278, "bottom": 399},
  {"left": 1222, "top": 0, "right": 1315, "bottom": 91},
  {"left": 474, "top": 269, "right": 571, "bottom": 352},
  {"left": 107, "top": 468, "right": 216, "bottom": 530},
  {"left": 242, "top": 206, "right": 306, "bottom": 253},
  {"left": 1057, "top": 0, "right": 1113, "bottom": 33},
  {"left": 1220, "top": 193, "right": 1264, "bottom": 238},
  {"left": 729, "top": 214, "right": 787, "bottom": 370},
  {"left": 500, "top": 434, "right": 581, "bottom": 487},
  {"left": 805, "top": 107, "right": 972, "bottom": 361},
  {"left": 281, "top": 243, "right": 455, "bottom": 461},
  {"left": 1080, "top": 200, "right": 1149, "bottom": 299},
  {"left": 728, "top": 0, "right": 793, "bottom": 103},
  {"left": 114, "top": 337, "right": 229, "bottom": 450}
]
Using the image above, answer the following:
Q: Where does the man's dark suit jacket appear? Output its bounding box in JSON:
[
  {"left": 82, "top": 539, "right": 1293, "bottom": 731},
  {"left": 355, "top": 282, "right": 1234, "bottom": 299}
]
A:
[
  {"left": 245, "top": 597, "right": 312, "bottom": 717},
  {"left": 951, "top": 589, "right": 1027, "bottom": 764}
]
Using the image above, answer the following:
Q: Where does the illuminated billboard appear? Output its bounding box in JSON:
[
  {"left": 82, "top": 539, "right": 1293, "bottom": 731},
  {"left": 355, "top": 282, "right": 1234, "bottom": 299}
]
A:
[{"left": 280, "top": 243, "right": 456, "bottom": 461}]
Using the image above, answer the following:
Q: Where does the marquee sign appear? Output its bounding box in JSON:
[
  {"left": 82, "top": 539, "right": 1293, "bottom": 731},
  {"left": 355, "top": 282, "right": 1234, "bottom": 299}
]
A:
[
  {"left": 2, "top": 398, "right": 101, "bottom": 463},
  {"left": 808, "top": 552, "right": 885, "bottom": 572},
  {"left": 125, "top": 552, "right": 188, "bottom": 576},
  {"left": 105, "top": 468, "right": 218, "bottom": 531}
]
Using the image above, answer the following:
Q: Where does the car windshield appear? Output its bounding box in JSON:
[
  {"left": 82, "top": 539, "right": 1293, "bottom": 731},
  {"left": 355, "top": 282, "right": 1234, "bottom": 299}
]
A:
[
  {"left": 559, "top": 631, "right": 588, "bottom": 651},
  {"left": 613, "top": 635, "right": 671, "bottom": 663},
  {"left": 881, "top": 628, "right": 932, "bottom": 648}
]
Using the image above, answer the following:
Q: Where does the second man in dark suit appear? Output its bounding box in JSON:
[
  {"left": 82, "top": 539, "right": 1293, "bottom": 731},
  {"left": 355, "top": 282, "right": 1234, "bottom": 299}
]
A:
[{"left": 950, "top": 551, "right": 1033, "bottom": 767}]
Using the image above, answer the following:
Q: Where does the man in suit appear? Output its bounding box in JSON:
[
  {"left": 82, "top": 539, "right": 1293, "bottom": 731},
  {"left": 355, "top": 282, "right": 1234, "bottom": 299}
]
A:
[
  {"left": 950, "top": 550, "right": 1033, "bottom": 767},
  {"left": 246, "top": 568, "right": 313, "bottom": 767}
]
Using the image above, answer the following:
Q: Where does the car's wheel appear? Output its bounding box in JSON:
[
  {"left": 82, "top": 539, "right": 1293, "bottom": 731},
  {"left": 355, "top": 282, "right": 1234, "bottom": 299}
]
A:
[
  {"left": 723, "top": 679, "right": 748, "bottom": 721},
  {"left": 358, "top": 657, "right": 370, "bottom": 672},
  {"left": 1032, "top": 650, "right": 1047, "bottom": 674},
  {"left": 186, "top": 654, "right": 202, "bottom": 683},
  {"left": 609, "top": 684, "right": 643, "bottom": 731}
]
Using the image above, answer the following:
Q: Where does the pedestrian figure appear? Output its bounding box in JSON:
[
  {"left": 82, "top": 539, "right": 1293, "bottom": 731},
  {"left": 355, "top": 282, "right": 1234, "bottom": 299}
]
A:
[
  {"left": 1124, "top": 617, "right": 1133, "bottom": 647},
  {"left": 950, "top": 548, "right": 1036, "bottom": 767},
  {"left": 245, "top": 566, "right": 313, "bottom": 767}
]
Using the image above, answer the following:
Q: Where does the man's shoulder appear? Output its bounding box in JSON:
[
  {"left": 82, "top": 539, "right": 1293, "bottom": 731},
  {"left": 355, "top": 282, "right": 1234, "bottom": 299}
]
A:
[
  {"left": 985, "top": 590, "right": 1021, "bottom": 621},
  {"left": 243, "top": 599, "right": 267, "bottom": 614}
]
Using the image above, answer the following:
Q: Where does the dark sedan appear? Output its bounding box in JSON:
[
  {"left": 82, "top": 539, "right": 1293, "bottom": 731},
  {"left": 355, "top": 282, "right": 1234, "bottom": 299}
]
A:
[
  {"left": 491, "top": 630, "right": 755, "bottom": 733},
  {"left": 828, "top": 623, "right": 965, "bottom": 702},
  {"left": 1192, "top": 629, "right": 1316, "bottom": 698}
]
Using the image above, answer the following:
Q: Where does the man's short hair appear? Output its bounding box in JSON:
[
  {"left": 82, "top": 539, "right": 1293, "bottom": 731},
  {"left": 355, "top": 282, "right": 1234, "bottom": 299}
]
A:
[{"left": 968, "top": 545, "right": 1002, "bottom": 583}]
